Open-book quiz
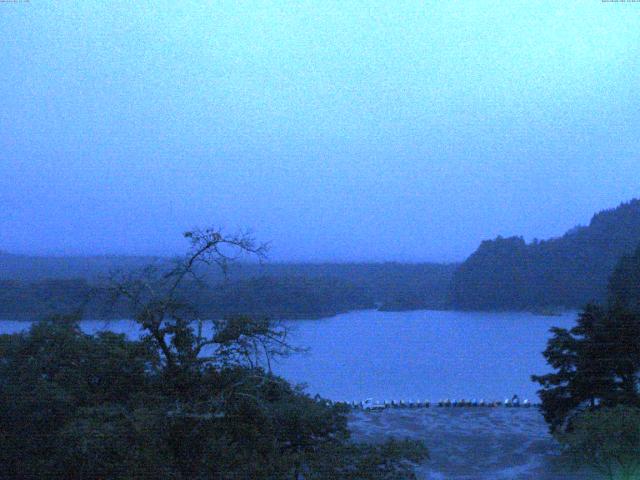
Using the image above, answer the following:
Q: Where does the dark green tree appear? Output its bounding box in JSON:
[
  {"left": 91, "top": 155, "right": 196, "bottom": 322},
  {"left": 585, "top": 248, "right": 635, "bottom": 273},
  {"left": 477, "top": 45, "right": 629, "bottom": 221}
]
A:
[
  {"left": 533, "top": 305, "right": 640, "bottom": 432},
  {"left": 533, "top": 242, "right": 640, "bottom": 433},
  {"left": 0, "top": 315, "right": 164, "bottom": 479},
  {"left": 0, "top": 228, "right": 428, "bottom": 479},
  {"left": 609, "top": 244, "right": 640, "bottom": 314},
  {"left": 557, "top": 405, "right": 640, "bottom": 480}
]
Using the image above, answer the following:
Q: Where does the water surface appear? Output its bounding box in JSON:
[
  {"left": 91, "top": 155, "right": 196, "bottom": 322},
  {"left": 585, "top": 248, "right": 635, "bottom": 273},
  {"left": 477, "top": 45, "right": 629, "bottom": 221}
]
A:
[
  {"left": 0, "top": 310, "right": 576, "bottom": 402},
  {"left": 274, "top": 309, "right": 576, "bottom": 402}
]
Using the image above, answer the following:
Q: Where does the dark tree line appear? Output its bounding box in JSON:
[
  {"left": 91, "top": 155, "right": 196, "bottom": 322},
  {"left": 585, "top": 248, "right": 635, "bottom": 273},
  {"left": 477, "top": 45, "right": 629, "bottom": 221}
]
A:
[
  {"left": 0, "top": 276, "right": 375, "bottom": 321},
  {"left": 0, "top": 264, "right": 456, "bottom": 320},
  {"left": 451, "top": 199, "right": 640, "bottom": 310}
]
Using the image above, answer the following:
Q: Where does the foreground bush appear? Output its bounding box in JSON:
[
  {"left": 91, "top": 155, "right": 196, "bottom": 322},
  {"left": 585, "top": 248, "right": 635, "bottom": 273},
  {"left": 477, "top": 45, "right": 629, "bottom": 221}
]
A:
[
  {"left": 0, "top": 317, "right": 427, "bottom": 479},
  {"left": 557, "top": 405, "right": 640, "bottom": 480}
]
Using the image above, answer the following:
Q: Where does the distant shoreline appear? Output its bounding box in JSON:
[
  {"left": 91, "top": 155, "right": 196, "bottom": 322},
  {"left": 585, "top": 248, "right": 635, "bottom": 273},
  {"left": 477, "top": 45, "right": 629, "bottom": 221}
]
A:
[{"left": 0, "top": 306, "right": 577, "bottom": 324}]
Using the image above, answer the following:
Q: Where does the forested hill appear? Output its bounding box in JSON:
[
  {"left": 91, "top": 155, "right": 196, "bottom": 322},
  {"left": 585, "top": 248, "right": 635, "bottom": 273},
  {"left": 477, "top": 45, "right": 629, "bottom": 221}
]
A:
[
  {"left": 450, "top": 199, "right": 640, "bottom": 311},
  {"left": 0, "top": 257, "right": 456, "bottom": 320}
]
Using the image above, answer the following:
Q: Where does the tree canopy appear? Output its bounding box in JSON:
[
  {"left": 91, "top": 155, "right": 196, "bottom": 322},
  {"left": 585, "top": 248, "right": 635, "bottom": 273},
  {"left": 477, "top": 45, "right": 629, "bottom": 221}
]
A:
[
  {"left": 557, "top": 405, "right": 640, "bottom": 480},
  {"left": 532, "top": 304, "right": 640, "bottom": 432},
  {"left": 0, "top": 228, "right": 428, "bottom": 479},
  {"left": 533, "top": 239, "right": 640, "bottom": 433},
  {"left": 451, "top": 199, "right": 640, "bottom": 311}
]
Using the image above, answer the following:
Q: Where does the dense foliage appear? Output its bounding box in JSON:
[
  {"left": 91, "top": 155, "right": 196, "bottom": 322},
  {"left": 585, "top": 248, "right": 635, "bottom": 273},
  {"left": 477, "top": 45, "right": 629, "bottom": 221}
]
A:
[
  {"left": 5, "top": 198, "right": 640, "bottom": 316},
  {"left": 557, "top": 405, "right": 640, "bottom": 480},
  {"left": 231, "top": 263, "right": 456, "bottom": 311},
  {"left": 0, "top": 278, "right": 94, "bottom": 319},
  {"left": 608, "top": 244, "right": 640, "bottom": 314},
  {"left": 533, "top": 240, "right": 640, "bottom": 433},
  {"left": 451, "top": 199, "right": 640, "bottom": 310},
  {"left": 0, "top": 275, "right": 375, "bottom": 321},
  {"left": 0, "top": 262, "right": 456, "bottom": 320},
  {"left": 532, "top": 237, "right": 640, "bottom": 477},
  {"left": 196, "top": 275, "right": 375, "bottom": 319},
  {"left": 0, "top": 229, "right": 428, "bottom": 479},
  {"left": 0, "top": 317, "right": 426, "bottom": 479},
  {"left": 532, "top": 304, "right": 640, "bottom": 432}
]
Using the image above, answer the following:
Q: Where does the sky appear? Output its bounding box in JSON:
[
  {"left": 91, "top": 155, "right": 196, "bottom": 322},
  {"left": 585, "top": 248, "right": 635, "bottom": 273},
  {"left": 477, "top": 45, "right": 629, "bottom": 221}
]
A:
[{"left": 1, "top": 1, "right": 639, "bottom": 262}]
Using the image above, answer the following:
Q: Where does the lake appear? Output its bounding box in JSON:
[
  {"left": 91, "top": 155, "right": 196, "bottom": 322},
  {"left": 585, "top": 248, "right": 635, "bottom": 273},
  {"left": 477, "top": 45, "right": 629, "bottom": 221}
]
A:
[{"left": 0, "top": 309, "right": 576, "bottom": 403}]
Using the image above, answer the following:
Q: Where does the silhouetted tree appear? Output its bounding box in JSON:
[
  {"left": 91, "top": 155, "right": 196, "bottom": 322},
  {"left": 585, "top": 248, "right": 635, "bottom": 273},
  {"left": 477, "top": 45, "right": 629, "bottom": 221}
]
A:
[
  {"left": 0, "top": 228, "right": 428, "bottom": 479},
  {"left": 533, "top": 242, "right": 640, "bottom": 433}
]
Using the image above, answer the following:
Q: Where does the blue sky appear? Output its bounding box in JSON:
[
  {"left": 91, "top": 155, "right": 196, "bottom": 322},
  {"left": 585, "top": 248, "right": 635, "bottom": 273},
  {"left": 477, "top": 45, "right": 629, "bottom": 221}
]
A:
[{"left": 1, "top": 1, "right": 639, "bottom": 261}]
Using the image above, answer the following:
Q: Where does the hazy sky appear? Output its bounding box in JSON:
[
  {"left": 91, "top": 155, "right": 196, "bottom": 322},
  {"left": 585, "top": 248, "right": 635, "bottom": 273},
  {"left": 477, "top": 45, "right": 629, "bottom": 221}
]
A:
[{"left": 1, "top": 1, "right": 639, "bottom": 261}]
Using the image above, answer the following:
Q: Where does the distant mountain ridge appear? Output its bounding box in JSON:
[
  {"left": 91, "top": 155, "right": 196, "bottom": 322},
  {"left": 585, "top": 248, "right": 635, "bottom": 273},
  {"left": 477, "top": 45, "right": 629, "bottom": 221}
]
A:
[
  {"left": 5, "top": 198, "right": 639, "bottom": 316},
  {"left": 450, "top": 198, "right": 640, "bottom": 310}
]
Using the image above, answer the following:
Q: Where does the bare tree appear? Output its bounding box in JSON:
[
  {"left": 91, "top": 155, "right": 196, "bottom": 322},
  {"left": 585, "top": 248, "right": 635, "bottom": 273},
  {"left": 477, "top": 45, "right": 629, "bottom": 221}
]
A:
[{"left": 108, "top": 228, "right": 296, "bottom": 374}]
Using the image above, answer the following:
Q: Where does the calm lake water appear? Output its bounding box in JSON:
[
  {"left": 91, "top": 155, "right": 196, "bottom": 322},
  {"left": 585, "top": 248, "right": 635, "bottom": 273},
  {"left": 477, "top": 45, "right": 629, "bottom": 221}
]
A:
[{"left": 0, "top": 310, "right": 576, "bottom": 403}]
